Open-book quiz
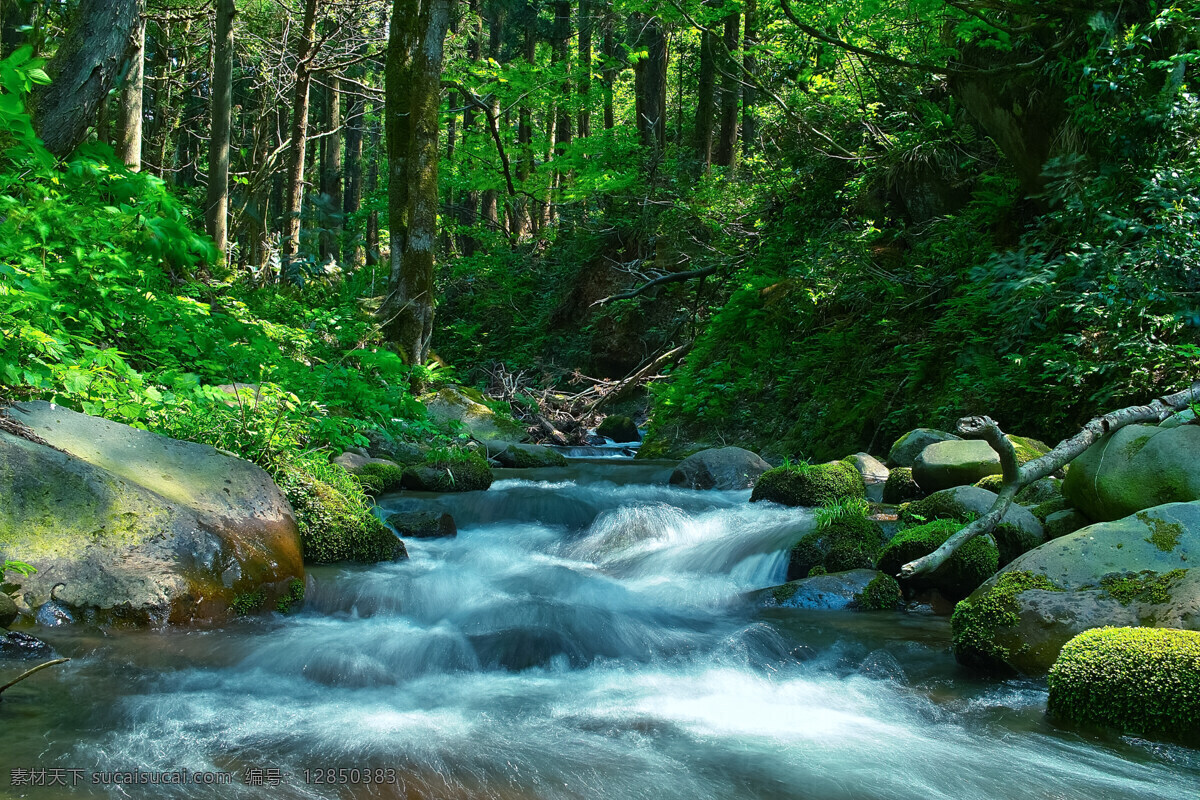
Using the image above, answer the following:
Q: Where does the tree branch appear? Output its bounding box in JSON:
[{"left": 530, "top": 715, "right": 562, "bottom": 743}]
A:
[
  {"left": 0, "top": 658, "right": 70, "bottom": 698},
  {"left": 591, "top": 264, "right": 719, "bottom": 307},
  {"left": 900, "top": 381, "right": 1200, "bottom": 578}
]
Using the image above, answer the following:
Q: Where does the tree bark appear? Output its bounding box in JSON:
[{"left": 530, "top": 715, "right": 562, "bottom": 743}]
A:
[
  {"left": 281, "top": 0, "right": 320, "bottom": 262},
  {"left": 741, "top": 0, "right": 757, "bottom": 157},
  {"left": 344, "top": 72, "right": 365, "bottom": 268},
  {"left": 115, "top": 17, "right": 144, "bottom": 170},
  {"left": 365, "top": 109, "right": 381, "bottom": 268},
  {"left": 900, "top": 382, "right": 1200, "bottom": 578},
  {"left": 380, "top": 0, "right": 451, "bottom": 365},
  {"left": 632, "top": 13, "right": 667, "bottom": 151},
  {"left": 714, "top": 11, "right": 739, "bottom": 169},
  {"left": 32, "top": 0, "right": 143, "bottom": 158},
  {"left": 205, "top": 0, "right": 235, "bottom": 256},
  {"left": 319, "top": 73, "right": 343, "bottom": 262},
  {"left": 601, "top": 1, "right": 616, "bottom": 130},
  {"left": 694, "top": 25, "right": 715, "bottom": 166},
  {"left": 577, "top": 0, "right": 591, "bottom": 139}
]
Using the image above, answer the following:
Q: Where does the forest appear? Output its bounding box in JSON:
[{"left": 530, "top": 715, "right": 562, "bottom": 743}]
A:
[{"left": 1, "top": 0, "right": 1200, "bottom": 797}]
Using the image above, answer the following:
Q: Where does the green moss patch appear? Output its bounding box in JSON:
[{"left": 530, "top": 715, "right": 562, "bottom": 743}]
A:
[
  {"left": 854, "top": 573, "right": 903, "bottom": 611},
  {"left": 952, "top": 570, "right": 1062, "bottom": 671},
  {"left": 1099, "top": 569, "right": 1187, "bottom": 605},
  {"left": 403, "top": 451, "right": 494, "bottom": 492},
  {"left": 897, "top": 492, "right": 971, "bottom": 527},
  {"left": 788, "top": 513, "right": 886, "bottom": 580},
  {"left": 1137, "top": 511, "right": 1183, "bottom": 552},
  {"left": 751, "top": 460, "right": 865, "bottom": 507},
  {"left": 1048, "top": 626, "right": 1200, "bottom": 741},
  {"left": 974, "top": 474, "right": 1005, "bottom": 492},
  {"left": 883, "top": 467, "right": 924, "bottom": 504},
  {"left": 353, "top": 462, "right": 406, "bottom": 495},
  {"left": 279, "top": 463, "right": 407, "bottom": 563},
  {"left": 275, "top": 579, "right": 306, "bottom": 613},
  {"left": 877, "top": 519, "right": 999, "bottom": 600},
  {"left": 231, "top": 589, "right": 265, "bottom": 616},
  {"left": 1031, "top": 496, "right": 1070, "bottom": 523}
]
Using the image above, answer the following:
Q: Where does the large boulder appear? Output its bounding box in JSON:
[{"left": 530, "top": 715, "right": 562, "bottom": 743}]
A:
[
  {"left": 912, "top": 439, "right": 1002, "bottom": 492},
  {"left": 1048, "top": 626, "right": 1200, "bottom": 741},
  {"left": 402, "top": 452, "right": 494, "bottom": 492},
  {"left": 0, "top": 402, "right": 304, "bottom": 625},
  {"left": 843, "top": 453, "right": 889, "bottom": 501},
  {"left": 787, "top": 514, "right": 887, "bottom": 581},
  {"left": 887, "top": 428, "right": 960, "bottom": 468},
  {"left": 596, "top": 415, "right": 640, "bottom": 443},
  {"left": 669, "top": 447, "right": 771, "bottom": 490},
  {"left": 422, "top": 385, "right": 527, "bottom": 442},
  {"left": 487, "top": 442, "right": 568, "bottom": 469},
  {"left": 951, "top": 501, "right": 1200, "bottom": 675},
  {"left": 899, "top": 485, "right": 1045, "bottom": 565},
  {"left": 876, "top": 519, "right": 1000, "bottom": 601},
  {"left": 750, "top": 461, "right": 865, "bottom": 507},
  {"left": 754, "top": 569, "right": 887, "bottom": 610},
  {"left": 1062, "top": 424, "right": 1200, "bottom": 522}
]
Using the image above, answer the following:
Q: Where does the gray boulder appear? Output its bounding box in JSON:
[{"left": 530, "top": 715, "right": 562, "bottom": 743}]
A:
[
  {"left": 843, "top": 453, "right": 890, "bottom": 502},
  {"left": 1063, "top": 424, "right": 1200, "bottom": 522},
  {"left": 912, "top": 439, "right": 1002, "bottom": 492},
  {"left": 386, "top": 511, "right": 457, "bottom": 539},
  {"left": 952, "top": 501, "right": 1200, "bottom": 675},
  {"left": 887, "top": 428, "right": 960, "bottom": 468},
  {"left": 0, "top": 402, "right": 304, "bottom": 625},
  {"left": 0, "top": 591, "right": 16, "bottom": 628},
  {"left": 1044, "top": 508, "right": 1089, "bottom": 540},
  {"left": 669, "top": 447, "right": 771, "bottom": 490},
  {"left": 753, "top": 569, "right": 882, "bottom": 610},
  {"left": 899, "top": 485, "right": 1044, "bottom": 565},
  {"left": 487, "top": 442, "right": 569, "bottom": 469}
]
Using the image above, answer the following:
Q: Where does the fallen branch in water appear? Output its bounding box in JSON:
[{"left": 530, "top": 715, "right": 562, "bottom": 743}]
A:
[
  {"left": 900, "top": 381, "right": 1200, "bottom": 578},
  {"left": 0, "top": 658, "right": 71, "bottom": 699}
]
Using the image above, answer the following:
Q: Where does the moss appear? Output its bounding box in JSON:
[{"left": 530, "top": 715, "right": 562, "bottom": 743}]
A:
[
  {"left": 275, "top": 578, "right": 305, "bottom": 613},
  {"left": 751, "top": 460, "right": 865, "bottom": 508},
  {"left": 505, "top": 445, "right": 568, "bottom": 468},
  {"left": 279, "top": 464, "right": 407, "bottom": 563},
  {"left": 854, "top": 573, "right": 902, "bottom": 611},
  {"left": 877, "top": 519, "right": 999, "bottom": 600},
  {"left": 1015, "top": 478, "right": 1063, "bottom": 506},
  {"left": 1031, "top": 496, "right": 1070, "bottom": 523},
  {"left": 951, "top": 570, "right": 1062, "bottom": 670},
  {"left": 1099, "top": 569, "right": 1187, "bottom": 605},
  {"left": 1048, "top": 626, "right": 1200, "bottom": 741},
  {"left": 974, "top": 474, "right": 1006, "bottom": 492},
  {"left": 403, "top": 451, "right": 494, "bottom": 492},
  {"left": 806, "top": 565, "right": 828, "bottom": 578},
  {"left": 353, "top": 462, "right": 405, "bottom": 495},
  {"left": 231, "top": 589, "right": 265, "bottom": 616},
  {"left": 787, "top": 513, "right": 886, "bottom": 580},
  {"left": 771, "top": 583, "right": 800, "bottom": 604},
  {"left": 897, "top": 491, "right": 971, "bottom": 527},
  {"left": 883, "top": 467, "right": 924, "bottom": 504},
  {"left": 1137, "top": 511, "right": 1183, "bottom": 552},
  {"left": 993, "top": 522, "right": 1040, "bottom": 566},
  {"left": 1120, "top": 433, "right": 1154, "bottom": 460},
  {"left": 1007, "top": 435, "right": 1050, "bottom": 465}
]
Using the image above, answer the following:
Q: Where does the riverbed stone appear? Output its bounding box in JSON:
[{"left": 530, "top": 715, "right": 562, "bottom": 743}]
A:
[
  {"left": 385, "top": 511, "right": 457, "bottom": 539},
  {"left": 754, "top": 569, "right": 883, "bottom": 610},
  {"left": 887, "top": 428, "right": 961, "bottom": 468},
  {"left": 876, "top": 519, "right": 1000, "bottom": 601},
  {"left": 0, "top": 629, "right": 54, "bottom": 660},
  {"left": 951, "top": 501, "right": 1200, "bottom": 675},
  {"left": 487, "top": 442, "right": 568, "bottom": 469},
  {"left": 670, "top": 447, "right": 771, "bottom": 490},
  {"left": 751, "top": 460, "right": 865, "bottom": 508},
  {"left": 332, "top": 452, "right": 405, "bottom": 494},
  {"left": 787, "top": 515, "right": 888, "bottom": 581},
  {"left": 402, "top": 452, "right": 494, "bottom": 492},
  {"left": 899, "top": 485, "right": 1045, "bottom": 565},
  {"left": 0, "top": 592, "right": 16, "bottom": 628},
  {"left": 1044, "top": 508, "right": 1089, "bottom": 540},
  {"left": 843, "top": 453, "right": 889, "bottom": 501},
  {"left": 1062, "top": 424, "right": 1200, "bottom": 522},
  {"left": 0, "top": 401, "right": 305, "bottom": 625},
  {"left": 596, "top": 415, "right": 640, "bottom": 443},
  {"left": 883, "top": 467, "right": 924, "bottom": 504},
  {"left": 362, "top": 429, "right": 427, "bottom": 465},
  {"left": 911, "top": 439, "right": 1002, "bottom": 492},
  {"left": 422, "top": 385, "right": 527, "bottom": 442}
]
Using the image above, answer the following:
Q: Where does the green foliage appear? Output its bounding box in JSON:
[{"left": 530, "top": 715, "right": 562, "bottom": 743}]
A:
[
  {"left": 788, "top": 512, "right": 886, "bottom": 580},
  {"left": 952, "top": 570, "right": 1062, "bottom": 670},
  {"left": 813, "top": 496, "right": 871, "bottom": 529},
  {"left": 1, "top": 560, "right": 35, "bottom": 578},
  {"left": 877, "top": 519, "right": 999, "bottom": 600},
  {"left": 854, "top": 573, "right": 903, "bottom": 611},
  {"left": 751, "top": 460, "right": 865, "bottom": 507},
  {"left": 231, "top": 589, "right": 265, "bottom": 616},
  {"left": 275, "top": 579, "right": 306, "bottom": 614},
  {"left": 1048, "top": 626, "right": 1200, "bottom": 741}
]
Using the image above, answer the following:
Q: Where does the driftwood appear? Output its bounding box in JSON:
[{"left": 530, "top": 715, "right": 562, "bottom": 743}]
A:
[
  {"left": 0, "top": 658, "right": 70, "bottom": 699},
  {"left": 900, "top": 381, "right": 1200, "bottom": 578}
]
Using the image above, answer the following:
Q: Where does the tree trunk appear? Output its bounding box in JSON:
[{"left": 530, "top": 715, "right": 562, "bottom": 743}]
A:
[
  {"left": 319, "top": 73, "right": 343, "bottom": 262},
  {"left": 205, "top": 0, "right": 235, "bottom": 256},
  {"left": 344, "top": 77, "right": 366, "bottom": 268},
  {"left": 632, "top": 13, "right": 667, "bottom": 151},
  {"left": 577, "top": 0, "right": 591, "bottom": 139},
  {"left": 365, "top": 109, "right": 381, "bottom": 268},
  {"left": 115, "top": 17, "right": 144, "bottom": 170},
  {"left": 601, "top": 0, "right": 616, "bottom": 130},
  {"left": 741, "top": 0, "right": 757, "bottom": 157},
  {"left": 552, "top": 0, "right": 571, "bottom": 155},
  {"left": 32, "top": 0, "right": 143, "bottom": 157},
  {"left": 512, "top": 5, "right": 536, "bottom": 239},
  {"left": 281, "top": 0, "right": 320, "bottom": 262},
  {"left": 714, "top": 11, "right": 739, "bottom": 169},
  {"left": 694, "top": 25, "right": 715, "bottom": 167},
  {"left": 380, "top": 0, "right": 451, "bottom": 365}
]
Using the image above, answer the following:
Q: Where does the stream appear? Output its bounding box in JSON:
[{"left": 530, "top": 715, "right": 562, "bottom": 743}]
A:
[{"left": 4, "top": 460, "right": 1199, "bottom": 799}]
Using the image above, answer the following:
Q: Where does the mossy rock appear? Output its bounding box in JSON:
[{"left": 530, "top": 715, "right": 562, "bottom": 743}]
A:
[
  {"left": 882, "top": 467, "right": 924, "bottom": 504},
  {"left": 422, "top": 385, "right": 527, "bottom": 442},
  {"left": 1030, "top": 496, "right": 1071, "bottom": 523},
  {"left": 1015, "top": 477, "right": 1063, "bottom": 506},
  {"left": 491, "top": 442, "right": 569, "bottom": 469},
  {"left": 887, "top": 428, "right": 960, "bottom": 468},
  {"left": 1006, "top": 434, "right": 1051, "bottom": 465},
  {"left": 973, "top": 474, "right": 1006, "bottom": 492},
  {"left": 753, "top": 569, "right": 882, "bottom": 610},
  {"left": 912, "top": 439, "right": 1002, "bottom": 493},
  {"left": 950, "top": 501, "right": 1200, "bottom": 675},
  {"left": 402, "top": 452, "right": 494, "bottom": 492},
  {"left": 876, "top": 519, "right": 1000, "bottom": 601},
  {"left": 854, "top": 573, "right": 903, "bottom": 611},
  {"left": 751, "top": 460, "right": 865, "bottom": 508},
  {"left": 386, "top": 511, "right": 457, "bottom": 539},
  {"left": 280, "top": 468, "right": 407, "bottom": 564},
  {"left": 787, "top": 514, "right": 887, "bottom": 581},
  {"left": 899, "top": 485, "right": 1043, "bottom": 565},
  {"left": 1044, "top": 508, "right": 1088, "bottom": 540},
  {"left": 597, "top": 415, "right": 640, "bottom": 443},
  {"left": 1048, "top": 626, "right": 1200, "bottom": 742}
]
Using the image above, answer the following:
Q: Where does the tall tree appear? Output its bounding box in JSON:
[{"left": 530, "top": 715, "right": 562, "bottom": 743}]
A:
[
  {"left": 694, "top": 20, "right": 715, "bottom": 166},
  {"left": 281, "top": 0, "right": 321, "bottom": 262},
  {"left": 32, "top": 0, "right": 143, "bottom": 157},
  {"left": 632, "top": 12, "right": 667, "bottom": 152},
  {"left": 380, "top": 0, "right": 452, "bottom": 365},
  {"left": 115, "top": 16, "right": 145, "bottom": 170},
  {"left": 741, "top": 0, "right": 756, "bottom": 156},
  {"left": 319, "top": 72, "right": 343, "bottom": 262},
  {"left": 205, "top": 0, "right": 235, "bottom": 256},
  {"left": 714, "top": 10, "right": 739, "bottom": 168},
  {"left": 576, "top": 0, "right": 591, "bottom": 139}
]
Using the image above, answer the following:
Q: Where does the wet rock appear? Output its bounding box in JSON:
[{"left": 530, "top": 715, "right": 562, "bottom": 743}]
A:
[
  {"left": 422, "top": 385, "right": 527, "bottom": 442},
  {"left": 669, "top": 447, "right": 771, "bottom": 490},
  {"left": 887, "top": 428, "right": 960, "bottom": 468},
  {"left": 951, "top": 501, "right": 1200, "bottom": 675},
  {"left": 755, "top": 569, "right": 883, "bottom": 610},
  {"left": 0, "top": 401, "right": 304, "bottom": 625},
  {"left": 899, "top": 486, "right": 1044, "bottom": 565},
  {"left": 843, "top": 453, "right": 889, "bottom": 502},
  {"left": 0, "top": 592, "right": 16, "bottom": 628},
  {"left": 35, "top": 600, "right": 74, "bottom": 627},
  {"left": 386, "top": 511, "right": 457, "bottom": 539},
  {"left": 0, "top": 630, "right": 54, "bottom": 660},
  {"left": 596, "top": 415, "right": 640, "bottom": 443},
  {"left": 402, "top": 453, "right": 494, "bottom": 492},
  {"left": 751, "top": 461, "right": 865, "bottom": 508},
  {"left": 788, "top": 515, "right": 887, "bottom": 581},
  {"left": 488, "top": 442, "right": 568, "bottom": 469},
  {"left": 882, "top": 467, "right": 924, "bottom": 504},
  {"left": 1062, "top": 424, "right": 1200, "bottom": 522},
  {"left": 912, "top": 439, "right": 1003, "bottom": 493}
]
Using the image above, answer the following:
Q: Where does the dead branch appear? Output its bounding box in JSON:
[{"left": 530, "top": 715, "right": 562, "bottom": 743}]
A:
[
  {"left": 585, "top": 342, "right": 694, "bottom": 414},
  {"left": 0, "top": 658, "right": 71, "bottom": 699},
  {"left": 900, "top": 381, "right": 1200, "bottom": 578},
  {"left": 592, "top": 265, "right": 719, "bottom": 307}
]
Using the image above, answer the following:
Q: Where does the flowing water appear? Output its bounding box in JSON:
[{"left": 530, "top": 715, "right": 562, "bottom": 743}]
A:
[{"left": 3, "top": 460, "right": 1199, "bottom": 799}]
